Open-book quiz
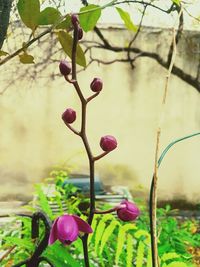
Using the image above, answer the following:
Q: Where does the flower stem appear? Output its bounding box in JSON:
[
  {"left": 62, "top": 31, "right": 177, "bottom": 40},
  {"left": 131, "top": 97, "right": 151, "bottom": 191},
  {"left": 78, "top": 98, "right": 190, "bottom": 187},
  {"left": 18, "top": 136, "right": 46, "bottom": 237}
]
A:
[
  {"left": 82, "top": 236, "right": 90, "bottom": 267},
  {"left": 70, "top": 18, "right": 96, "bottom": 267}
]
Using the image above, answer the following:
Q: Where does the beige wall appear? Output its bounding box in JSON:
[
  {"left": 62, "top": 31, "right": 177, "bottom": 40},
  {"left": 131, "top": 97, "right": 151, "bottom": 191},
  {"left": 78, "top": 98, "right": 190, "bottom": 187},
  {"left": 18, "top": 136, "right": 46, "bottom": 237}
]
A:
[{"left": 0, "top": 27, "right": 200, "bottom": 202}]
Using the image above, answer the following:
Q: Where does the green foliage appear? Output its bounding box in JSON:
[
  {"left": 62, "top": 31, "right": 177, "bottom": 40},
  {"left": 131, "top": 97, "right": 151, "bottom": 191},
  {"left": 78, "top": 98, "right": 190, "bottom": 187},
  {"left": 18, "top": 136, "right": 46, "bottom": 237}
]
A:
[
  {"left": 38, "top": 7, "right": 61, "bottom": 25},
  {"left": 0, "top": 50, "right": 9, "bottom": 56},
  {"left": 57, "top": 31, "right": 86, "bottom": 67},
  {"left": 167, "top": 262, "right": 188, "bottom": 267},
  {"left": 35, "top": 183, "right": 54, "bottom": 219},
  {"left": 172, "top": 0, "right": 181, "bottom": 5},
  {"left": 19, "top": 52, "right": 35, "bottom": 64},
  {"left": 17, "top": 0, "right": 40, "bottom": 31},
  {"left": 79, "top": 5, "right": 101, "bottom": 32},
  {"left": 43, "top": 241, "right": 81, "bottom": 267},
  {"left": 136, "top": 241, "right": 145, "bottom": 267},
  {"left": 116, "top": 7, "right": 138, "bottom": 32},
  {"left": 126, "top": 233, "right": 133, "bottom": 267},
  {"left": 0, "top": 171, "right": 199, "bottom": 267},
  {"left": 56, "top": 15, "right": 72, "bottom": 30},
  {"left": 100, "top": 220, "right": 119, "bottom": 253}
]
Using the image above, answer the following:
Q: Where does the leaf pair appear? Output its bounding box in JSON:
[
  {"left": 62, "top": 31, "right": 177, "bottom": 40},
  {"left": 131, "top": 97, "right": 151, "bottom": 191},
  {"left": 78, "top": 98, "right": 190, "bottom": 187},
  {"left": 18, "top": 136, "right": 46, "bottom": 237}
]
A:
[{"left": 17, "top": 0, "right": 61, "bottom": 31}]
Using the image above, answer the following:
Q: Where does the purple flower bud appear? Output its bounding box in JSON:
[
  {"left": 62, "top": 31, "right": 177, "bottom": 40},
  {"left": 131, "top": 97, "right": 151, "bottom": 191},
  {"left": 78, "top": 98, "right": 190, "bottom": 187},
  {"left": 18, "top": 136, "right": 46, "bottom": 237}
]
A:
[
  {"left": 90, "top": 78, "right": 103, "bottom": 92},
  {"left": 62, "top": 108, "right": 76, "bottom": 124},
  {"left": 117, "top": 200, "right": 140, "bottom": 222},
  {"left": 71, "top": 14, "right": 79, "bottom": 26},
  {"left": 78, "top": 26, "right": 83, "bottom": 40},
  {"left": 48, "top": 214, "right": 93, "bottom": 246},
  {"left": 59, "top": 60, "right": 71, "bottom": 76},
  {"left": 100, "top": 135, "right": 117, "bottom": 152}
]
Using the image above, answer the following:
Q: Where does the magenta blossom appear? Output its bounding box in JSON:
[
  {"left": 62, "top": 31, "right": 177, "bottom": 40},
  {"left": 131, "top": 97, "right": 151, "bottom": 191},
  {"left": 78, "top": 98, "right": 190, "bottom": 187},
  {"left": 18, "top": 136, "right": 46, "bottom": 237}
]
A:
[
  {"left": 117, "top": 200, "right": 140, "bottom": 222},
  {"left": 100, "top": 135, "right": 117, "bottom": 152},
  {"left": 48, "top": 214, "right": 93, "bottom": 246}
]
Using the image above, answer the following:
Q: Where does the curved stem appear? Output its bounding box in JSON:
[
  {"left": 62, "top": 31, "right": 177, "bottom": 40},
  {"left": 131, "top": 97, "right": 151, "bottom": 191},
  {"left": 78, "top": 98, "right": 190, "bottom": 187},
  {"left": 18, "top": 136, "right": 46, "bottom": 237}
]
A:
[
  {"left": 149, "top": 132, "right": 200, "bottom": 266},
  {"left": 94, "top": 151, "right": 109, "bottom": 161}
]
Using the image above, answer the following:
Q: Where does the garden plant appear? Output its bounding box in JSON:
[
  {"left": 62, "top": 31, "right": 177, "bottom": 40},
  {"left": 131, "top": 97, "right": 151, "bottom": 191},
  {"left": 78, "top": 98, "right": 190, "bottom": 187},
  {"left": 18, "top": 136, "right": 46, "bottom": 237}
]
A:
[{"left": 0, "top": 0, "right": 200, "bottom": 267}]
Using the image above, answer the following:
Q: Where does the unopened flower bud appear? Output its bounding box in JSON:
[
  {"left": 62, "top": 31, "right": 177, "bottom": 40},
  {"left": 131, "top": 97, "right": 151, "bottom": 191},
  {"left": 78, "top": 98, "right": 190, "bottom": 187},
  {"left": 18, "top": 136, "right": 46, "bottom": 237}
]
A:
[
  {"left": 62, "top": 108, "right": 76, "bottom": 124},
  {"left": 71, "top": 14, "right": 79, "bottom": 26},
  {"left": 117, "top": 200, "right": 140, "bottom": 222},
  {"left": 59, "top": 60, "right": 71, "bottom": 76},
  {"left": 90, "top": 78, "right": 103, "bottom": 92},
  {"left": 78, "top": 26, "right": 83, "bottom": 40},
  {"left": 100, "top": 135, "right": 117, "bottom": 152}
]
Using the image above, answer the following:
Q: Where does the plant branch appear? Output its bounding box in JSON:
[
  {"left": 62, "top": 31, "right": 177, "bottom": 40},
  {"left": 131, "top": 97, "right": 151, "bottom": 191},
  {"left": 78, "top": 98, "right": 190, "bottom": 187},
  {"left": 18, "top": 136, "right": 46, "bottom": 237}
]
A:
[
  {"left": 87, "top": 92, "right": 100, "bottom": 103},
  {"left": 94, "top": 151, "right": 109, "bottom": 161},
  {"left": 0, "top": 246, "right": 16, "bottom": 263},
  {"left": 92, "top": 26, "right": 200, "bottom": 92},
  {"left": 149, "top": 8, "right": 181, "bottom": 267},
  {"left": 127, "top": 4, "right": 147, "bottom": 69}
]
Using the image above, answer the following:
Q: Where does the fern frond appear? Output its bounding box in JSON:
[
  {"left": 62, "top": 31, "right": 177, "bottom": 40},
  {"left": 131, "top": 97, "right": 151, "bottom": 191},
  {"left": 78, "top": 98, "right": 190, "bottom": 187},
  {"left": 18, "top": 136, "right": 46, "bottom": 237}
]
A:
[
  {"left": 100, "top": 220, "right": 119, "bottom": 253},
  {"left": 126, "top": 233, "right": 133, "bottom": 267},
  {"left": 136, "top": 241, "right": 145, "bottom": 267},
  {"left": 147, "top": 246, "right": 152, "bottom": 267},
  {"left": 166, "top": 262, "right": 188, "bottom": 267},
  {"left": 35, "top": 184, "right": 53, "bottom": 219},
  {"left": 115, "top": 227, "right": 126, "bottom": 265},
  {"left": 94, "top": 220, "right": 106, "bottom": 254},
  {"left": 161, "top": 252, "right": 180, "bottom": 262},
  {"left": 88, "top": 215, "right": 99, "bottom": 245}
]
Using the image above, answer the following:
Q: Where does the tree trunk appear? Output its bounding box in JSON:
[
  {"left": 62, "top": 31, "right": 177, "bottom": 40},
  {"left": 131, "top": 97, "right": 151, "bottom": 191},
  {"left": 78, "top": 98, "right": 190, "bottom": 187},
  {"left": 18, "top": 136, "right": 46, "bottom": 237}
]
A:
[{"left": 0, "top": 0, "right": 12, "bottom": 50}]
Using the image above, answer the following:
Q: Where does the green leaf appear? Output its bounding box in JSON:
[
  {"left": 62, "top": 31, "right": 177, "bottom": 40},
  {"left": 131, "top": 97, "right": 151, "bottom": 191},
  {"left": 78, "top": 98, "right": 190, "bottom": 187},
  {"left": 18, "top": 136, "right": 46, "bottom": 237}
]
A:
[
  {"left": 57, "top": 31, "right": 86, "bottom": 67},
  {"left": 56, "top": 15, "right": 71, "bottom": 29},
  {"left": 147, "top": 246, "right": 152, "bottom": 267},
  {"left": 79, "top": 4, "right": 101, "bottom": 32},
  {"left": 126, "top": 233, "right": 133, "bottom": 267},
  {"left": 116, "top": 7, "right": 138, "bottom": 32},
  {"left": 115, "top": 227, "right": 125, "bottom": 265},
  {"left": 38, "top": 7, "right": 61, "bottom": 25},
  {"left": 167, "top": 263, "right": 188, "bottom": 267},
  {"left": 0, "top": 50, "right": 8, "bottom": 56},
  {"left": 19, "top": 53, "right": 35, "bottom": 64},
  {"left": 161, "top": 252, "right": 180, "bottom": 262},
  {"left": 44, "top": 241, "right": 80, "bottom": 267},
  {"left": 88, "top": 215, "right": 99, "bottom": 244},
  {"left": 35, "top": 184, "right": 53, "bottom": 219},
  {"left": 172, "top": 0, "right": 181, "bottom": 5},
  {"left": 100, "top": 220, "right": 119, "bottom": 253},
  {"left": 94, "top": 220, "right": 106, "bottom": 254},
  {"left": 4, "top": 237, "right": 34, "bottom": 251},
  {"left": 136, "top": 241, "right": 145, "bottom": 267},
  {"left": 17, "top": 0, "right": 40, "bottom": 30}
]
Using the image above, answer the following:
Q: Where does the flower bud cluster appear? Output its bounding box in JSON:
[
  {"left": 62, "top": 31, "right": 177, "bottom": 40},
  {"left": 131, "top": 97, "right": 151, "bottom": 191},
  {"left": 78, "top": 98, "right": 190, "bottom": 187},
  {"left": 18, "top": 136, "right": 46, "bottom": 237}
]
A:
[{"left": 71, "top": 14, "right": 83, "bottom": 40}]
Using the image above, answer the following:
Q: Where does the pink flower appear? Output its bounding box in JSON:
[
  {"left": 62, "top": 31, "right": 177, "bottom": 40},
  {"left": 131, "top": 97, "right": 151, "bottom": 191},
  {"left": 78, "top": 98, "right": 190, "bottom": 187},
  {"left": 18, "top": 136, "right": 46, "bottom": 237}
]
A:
[
  {"left": 48, "top": 214, "right": 93, "bottom": 246},
  {"left": 117, "top": 200, "right": 140, "bottom": 222},
  {"left": 59, "top": 60, "right": 71, "bottom": 76},
  {"left": 100, "top": 135, "right": 117, "bottom": 152},
  {"left": 62, "top": 108, "right": 76, "bottom": 124},
  {"left": 90, "top": 78, "right": 103, "bottom": 92}
]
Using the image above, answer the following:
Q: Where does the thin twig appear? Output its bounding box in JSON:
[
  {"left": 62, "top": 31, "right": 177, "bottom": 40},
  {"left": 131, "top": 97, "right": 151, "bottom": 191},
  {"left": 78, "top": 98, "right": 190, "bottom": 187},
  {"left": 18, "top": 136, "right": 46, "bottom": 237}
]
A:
[
  {"left": 0, "top": 246, "right": 16, "bottom": 262},
  {"left": 149, "top": 7, "right": 182, "bottom": 267}
]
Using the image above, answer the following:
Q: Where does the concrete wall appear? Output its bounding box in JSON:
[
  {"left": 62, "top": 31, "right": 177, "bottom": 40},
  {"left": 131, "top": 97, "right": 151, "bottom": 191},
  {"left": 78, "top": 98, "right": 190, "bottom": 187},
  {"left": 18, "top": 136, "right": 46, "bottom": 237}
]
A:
[{"left": 0, "top": 26, "right": 200, "bottom": 202}]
